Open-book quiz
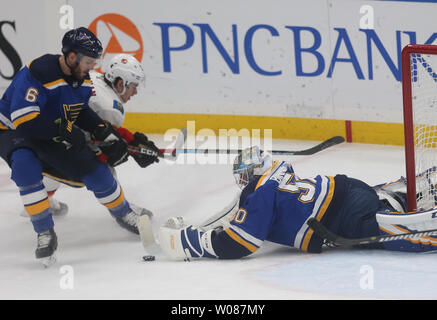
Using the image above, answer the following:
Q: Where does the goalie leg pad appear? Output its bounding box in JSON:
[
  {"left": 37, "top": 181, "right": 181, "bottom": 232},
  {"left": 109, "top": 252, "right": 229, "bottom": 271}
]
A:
[
  {"left": 374, "top": 176, "right": 407, "bottom": 194},
  {"left": 376, "top": 208, "right": 437, "bottom": 252},
  {"left": 376, "top": 189, "right": 407, "bottom": 213}
]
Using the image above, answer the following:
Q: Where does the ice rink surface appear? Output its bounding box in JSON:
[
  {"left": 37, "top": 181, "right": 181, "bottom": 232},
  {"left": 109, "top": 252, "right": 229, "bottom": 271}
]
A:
[{"left": 1, "top": 135, "right": 437, "bottom": 300}]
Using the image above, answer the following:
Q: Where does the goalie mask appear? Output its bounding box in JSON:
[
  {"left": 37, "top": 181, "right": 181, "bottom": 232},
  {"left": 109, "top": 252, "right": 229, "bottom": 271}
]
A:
[{"left": 232, "top": 146, "right": 272, "bottom": 189}]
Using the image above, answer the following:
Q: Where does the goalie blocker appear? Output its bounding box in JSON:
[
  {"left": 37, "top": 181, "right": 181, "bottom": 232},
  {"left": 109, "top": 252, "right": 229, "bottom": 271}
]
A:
[{"left": 158, "top": 147, "right": 437, "bottom": 261}]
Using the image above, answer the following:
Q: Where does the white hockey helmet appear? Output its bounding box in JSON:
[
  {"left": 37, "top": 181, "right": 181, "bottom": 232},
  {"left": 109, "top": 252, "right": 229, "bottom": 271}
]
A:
[
  {"left": 232, "top": 146, "right": 273, "bottom": 189},
  {"left": 104, "top": 54, "right": 145, "bottom": 93}
]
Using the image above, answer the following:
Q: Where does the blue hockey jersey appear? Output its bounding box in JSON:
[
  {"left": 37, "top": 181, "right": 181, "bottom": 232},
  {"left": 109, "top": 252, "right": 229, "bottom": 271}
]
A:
[
  {"left": 0, "top": 54, "right": 94, "bottom": 138},
  {"left": 223, "top": 161, "right": 343, "bottom": 254}
]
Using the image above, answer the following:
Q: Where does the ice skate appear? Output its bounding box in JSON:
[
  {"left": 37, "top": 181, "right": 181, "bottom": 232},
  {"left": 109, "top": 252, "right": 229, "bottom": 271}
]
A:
[
  {"left": 115, "top": 205, "right": 154, "bottom": 235},
  {"left": 35, "top": 228, "right": 58, "bottom": 268},
  {"left": 48, "top": 197, "right": 68, "bottom": 216},
  {"left": 129, "top": 203, "right": 153, "bottom": 219}
]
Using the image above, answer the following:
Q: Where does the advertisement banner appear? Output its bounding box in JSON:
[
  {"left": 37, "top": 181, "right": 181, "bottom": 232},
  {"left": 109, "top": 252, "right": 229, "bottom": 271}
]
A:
[
  {"left": 1, "top": 0, "right": 436, "bottom": 125},
  {"left": 69, "top": 0, "right": 437, "bottom": 123}
]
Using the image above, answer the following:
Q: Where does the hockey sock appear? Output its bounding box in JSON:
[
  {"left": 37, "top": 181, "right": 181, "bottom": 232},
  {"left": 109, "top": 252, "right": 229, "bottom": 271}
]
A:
[
  {"left": 82, "top": 163, "right": 130, "bottom": 218},
  {"left": 10, "top": 149, "right": 54, "bottom": 233}
]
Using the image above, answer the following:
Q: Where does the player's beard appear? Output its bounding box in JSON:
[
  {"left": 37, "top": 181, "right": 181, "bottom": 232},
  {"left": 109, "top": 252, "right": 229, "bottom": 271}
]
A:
[{"left": 71, "top": 65, "right": 86, "bottom": 80}]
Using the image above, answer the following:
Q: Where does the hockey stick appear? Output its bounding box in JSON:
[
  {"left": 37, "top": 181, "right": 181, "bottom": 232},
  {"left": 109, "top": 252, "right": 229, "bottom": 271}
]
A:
[
  {"left": 129, "top": 127, "right": 187, "bottom": 160},
  {"left": 99, "top": 128, "right": 188, "bottom": 161},
  {"left": 173, "top": 136, "right": 345, "bottom": 156},
  {"left": 197, "top": 192, "right": 241, "bottom": 231},
  {"left": 307, "top": 217, "right": 437, "bottom": 247}
]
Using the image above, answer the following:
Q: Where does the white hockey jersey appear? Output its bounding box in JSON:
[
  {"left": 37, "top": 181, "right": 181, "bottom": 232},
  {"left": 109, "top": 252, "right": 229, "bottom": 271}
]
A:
[{"left": 89, "top": 70, "right": 125, "bottom": 128}]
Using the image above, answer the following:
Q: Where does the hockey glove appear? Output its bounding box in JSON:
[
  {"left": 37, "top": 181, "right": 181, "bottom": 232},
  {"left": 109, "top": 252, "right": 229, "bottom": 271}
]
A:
[
  {"left": 158, "top": 222, "right": 218, "bottom": 261},
  {"left": 92, "top": 121, "right": 123, "bottom": 143},
  {"left": 100, "top": 141, "right": 130, "bottom": 167},
  {"left": 53, "top": 118, "right": 86, "bottom": 152},
  {"left": 130, "top": 132, "right": 160, "bottom": 168},
  {"left": 92, "top": 122, "right": 129, "bottom": 167}
]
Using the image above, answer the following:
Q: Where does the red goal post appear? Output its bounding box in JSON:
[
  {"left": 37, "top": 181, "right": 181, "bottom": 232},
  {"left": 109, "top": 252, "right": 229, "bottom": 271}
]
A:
[{"left": 402, "top": 44, "right": 437, "bottom": 212}]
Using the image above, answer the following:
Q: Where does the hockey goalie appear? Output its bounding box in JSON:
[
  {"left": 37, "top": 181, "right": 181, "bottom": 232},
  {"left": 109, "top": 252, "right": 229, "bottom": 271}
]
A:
[{"left": 158, "top": 146, "right": 437, "bottom": 261}]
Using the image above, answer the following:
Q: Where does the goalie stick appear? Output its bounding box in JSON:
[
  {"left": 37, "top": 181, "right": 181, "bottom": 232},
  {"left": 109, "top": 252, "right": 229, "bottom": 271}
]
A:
[
  {"left": 197, "top": 191, "right": 241, "bottom": 231},
  {"left": 307, "top": 217, "right": 437, "bottom": 247},
  {"left": 173, "top": 136, "right": 345, "bottom": 156}
]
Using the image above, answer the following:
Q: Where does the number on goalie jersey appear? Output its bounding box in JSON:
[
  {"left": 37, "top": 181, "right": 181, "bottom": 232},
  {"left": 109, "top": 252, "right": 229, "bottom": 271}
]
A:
[{"left": 223, "top": 161, "right": 337, "bottom": 256}]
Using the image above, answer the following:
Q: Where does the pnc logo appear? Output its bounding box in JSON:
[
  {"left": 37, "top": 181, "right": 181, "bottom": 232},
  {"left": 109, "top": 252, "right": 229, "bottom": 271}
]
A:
[{"left": 88, "top": 13, "right": 143, "bottom": 73}]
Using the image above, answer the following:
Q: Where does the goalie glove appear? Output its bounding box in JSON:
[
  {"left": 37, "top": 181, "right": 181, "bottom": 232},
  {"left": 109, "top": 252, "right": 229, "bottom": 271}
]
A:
[
  {"left": 158, "top": 218, "right": 218, "bottom": 261},
  {"left": 130, "top": 132, "right": 160, "bottom": 168}
]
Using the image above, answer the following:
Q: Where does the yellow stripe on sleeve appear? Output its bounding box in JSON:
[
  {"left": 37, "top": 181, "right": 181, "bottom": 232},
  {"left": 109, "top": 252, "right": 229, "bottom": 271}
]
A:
[
  {"left": 255, "top": 161, "right": 279, "bottom": 190},
  {"left": 13, "top": 112, "right": 40, "bottom": 128},
  {"left": 224, "top": 228, "right": 259, "bottom": 253},
  {"left": 315, "top": 177, "right": 336, "bottom": 221},
  {"left": 301, "top": 229, "right": 315, "bottom": 252},
  {"left": 43, "top": 78, "right": 66, "bottom": 89},
  {"left": 301, "top": 177, "right": 336, "bottom": 251}
]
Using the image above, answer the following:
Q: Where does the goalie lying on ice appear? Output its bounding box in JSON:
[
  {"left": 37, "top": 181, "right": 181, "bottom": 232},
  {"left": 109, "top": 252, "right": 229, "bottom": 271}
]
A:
[{"left": 158, "top": 146, "right": 437, "bottom": 260}]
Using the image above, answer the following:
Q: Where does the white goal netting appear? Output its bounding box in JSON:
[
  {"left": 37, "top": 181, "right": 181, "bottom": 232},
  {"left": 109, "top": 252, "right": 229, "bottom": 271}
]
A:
[{"left": 410, "top": 52, "right": 437, "bottom": 210}]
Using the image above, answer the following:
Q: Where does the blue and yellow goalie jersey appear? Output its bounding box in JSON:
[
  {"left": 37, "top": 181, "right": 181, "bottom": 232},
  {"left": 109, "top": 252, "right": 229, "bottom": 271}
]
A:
[
  {"left": 0, "top": 54, "right": 94, "bottom": 137},
  {"left": 224, "top": 161, "right": 346, "bottom": 255}
]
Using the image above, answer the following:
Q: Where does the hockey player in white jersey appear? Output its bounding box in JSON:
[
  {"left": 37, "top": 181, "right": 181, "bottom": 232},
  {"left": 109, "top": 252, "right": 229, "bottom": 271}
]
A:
[{"left": 28, "top": 54, "right": 160, "bottom": 229}]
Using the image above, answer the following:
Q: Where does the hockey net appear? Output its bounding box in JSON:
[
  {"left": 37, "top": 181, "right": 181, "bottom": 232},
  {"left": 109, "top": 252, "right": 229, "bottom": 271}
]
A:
[{"left": 402, "top": 44, "right": 437, "bottom": 211}]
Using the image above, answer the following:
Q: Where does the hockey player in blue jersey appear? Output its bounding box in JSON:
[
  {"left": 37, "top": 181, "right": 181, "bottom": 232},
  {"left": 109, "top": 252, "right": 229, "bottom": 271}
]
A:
[
  {"left": 0, "top": 27, "right": 147, "bottom": 266},
  {"left": 158, "top": 146, "right": 437, "bottom": 260}
]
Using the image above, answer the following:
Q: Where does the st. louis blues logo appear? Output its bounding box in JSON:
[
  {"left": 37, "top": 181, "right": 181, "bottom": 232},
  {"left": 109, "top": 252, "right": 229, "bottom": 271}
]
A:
[{"left": 62, "top": 103, "right": 84, "bottom": 133}]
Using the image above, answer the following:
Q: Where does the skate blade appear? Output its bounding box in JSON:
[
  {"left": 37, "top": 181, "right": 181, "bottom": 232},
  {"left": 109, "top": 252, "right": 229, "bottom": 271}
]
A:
[{"left": 40, "top": 253, "right": 57, "bottom": 268}]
